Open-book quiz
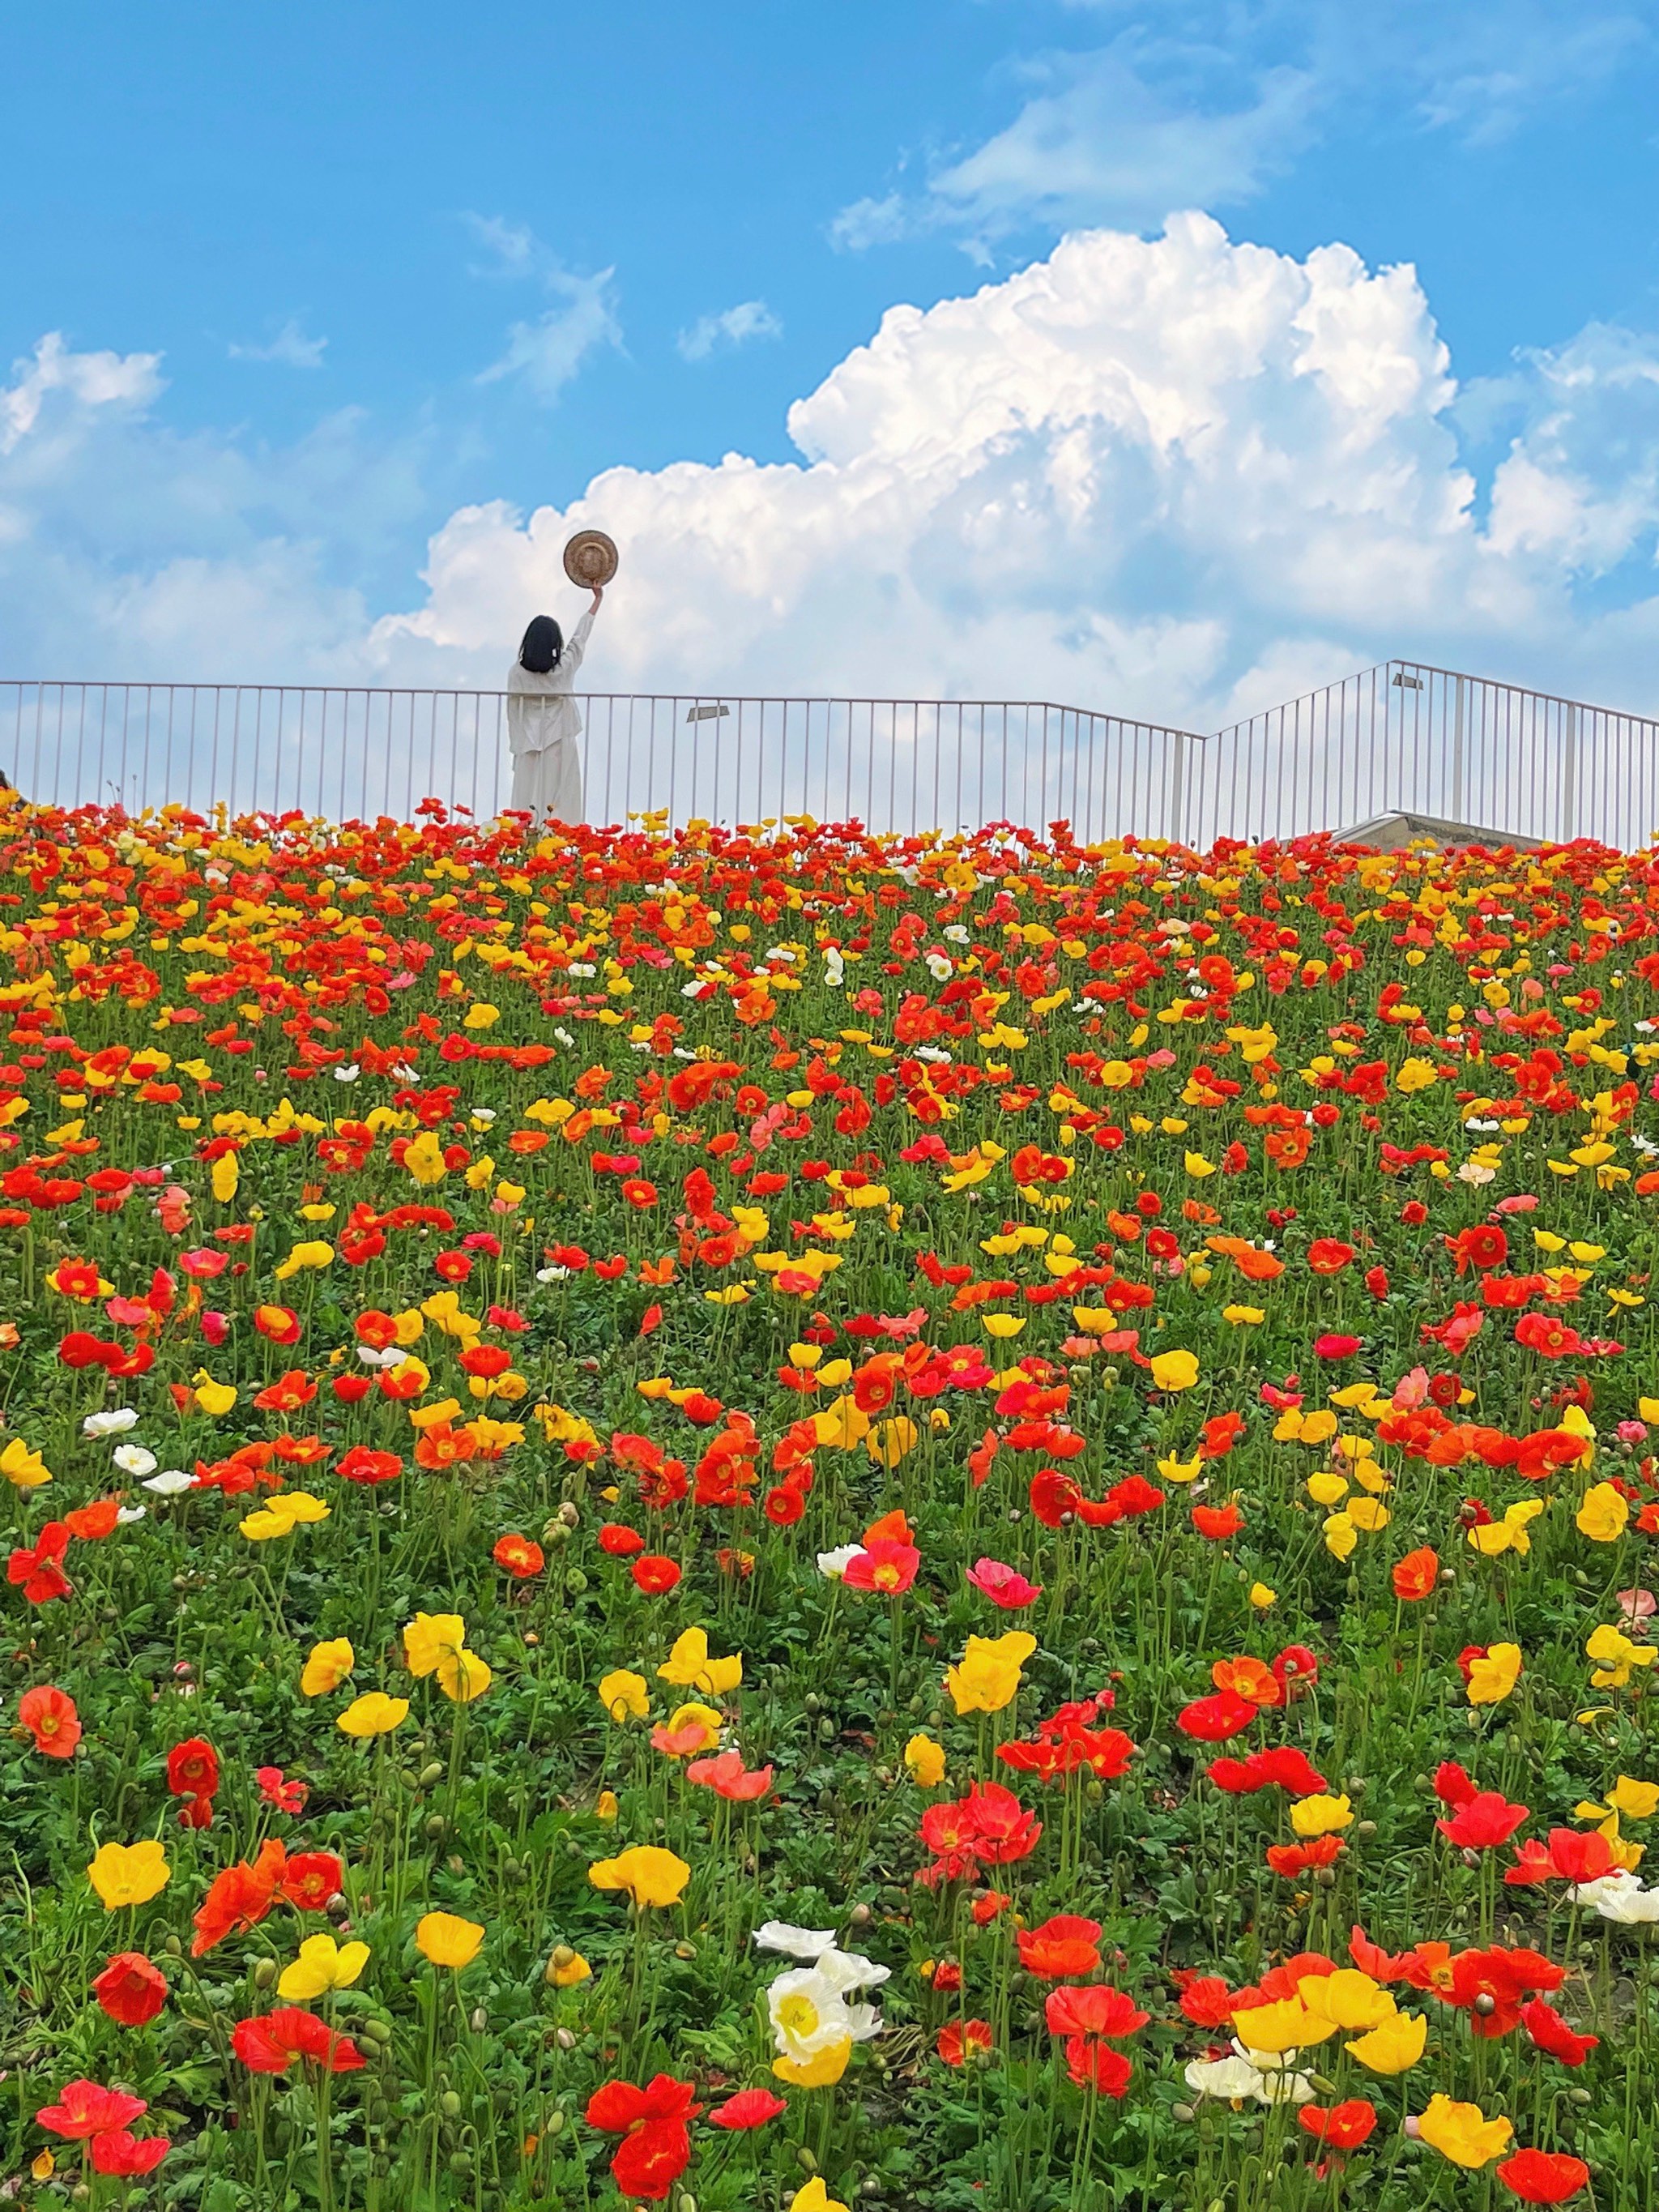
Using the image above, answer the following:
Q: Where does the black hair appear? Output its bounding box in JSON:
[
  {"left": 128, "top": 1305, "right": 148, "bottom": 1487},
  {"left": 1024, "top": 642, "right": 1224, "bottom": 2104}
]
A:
[{"left": 518, "top": 615, "right": 564, "bottom": 674}]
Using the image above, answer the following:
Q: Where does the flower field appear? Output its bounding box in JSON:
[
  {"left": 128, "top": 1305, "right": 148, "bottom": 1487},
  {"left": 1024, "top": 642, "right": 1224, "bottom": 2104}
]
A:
[{"left": 5, "top": 794, "right": 1659, "bottom": 2211}]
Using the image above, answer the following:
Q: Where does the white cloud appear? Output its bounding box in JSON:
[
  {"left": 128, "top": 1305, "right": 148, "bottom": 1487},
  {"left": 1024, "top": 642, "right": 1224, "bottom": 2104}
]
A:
[
  {"left": 834, "top": 52, "right": 1316, "bottom": 252},
  {"left": 13, "top": 218, "right": 1659, "bottom": 768},
  {"left": 834, "top": 5, "right": 1647, "bottom": 254},
  {"left": 2, "top": 333, "right": 162, "bottom": 455},
  {"left": 464, "top": 220, "right": 622, "bottom": 405},
  {"left": 676, "top": 300, "right": 783, "bottom": 363},
  {"left": 228, "top": 317, "right": 328, "bottom": 369},
  {"left": 373, "top": 215, "right": 1659, "bottom": 729}
]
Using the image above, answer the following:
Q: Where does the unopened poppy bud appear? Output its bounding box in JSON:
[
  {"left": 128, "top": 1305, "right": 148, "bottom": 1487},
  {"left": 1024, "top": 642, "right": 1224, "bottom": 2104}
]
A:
[
  {"left": 252, "top": 1957, "right": 278, "bottom": 1989},
  {"left": 470, "top": 2007, "right": 488, "bottom": 2032},
  {"left": 1171, "top": 2103, "right": 1196, "bottom": 2124},
  {"left": 1571, "top": 2087, "right": 1593, "bottom": 2106},
  {"left": 557, "top": 1501, "right": 580, "bottom": 1527},
  {"left": 424, "top": 1814, "right": 447, "bottom": 1839},
  {"left": 420, "top": 1761, "right": 446, "bottom": 1787},
  {"left": 676, "top": 2195, "right": 697, "bottom": 2212},
  {"left": 1315, "top": 1867, "right": 1337, "bottom": 1888},
  {"left": 440, "top": 2090, "right": 463, "bottom": 2118},
  {"left": 544, "top": 1522, "right": 571, "bottom": 1548},
  {"left": 795, "top": 2149, "right": 818, "bottom": 2175},
  {"left": 544, "top": 2109, "right": 565, "bottom": 2137},
  {"left": 1462, "top": 1847, "right": 1482, "bottom": 1871},
  {"left": 564, "top": 1569, "right": 588, "bottom": 1595},
  {"left": 848, "top": 1901, "right": 872, "bottom": 1926},
  {"left": 1356, "top": 1819, "right": 1377, "bottom": 1838},
  {"left": 326, "top": 1891, "right": 350, "bottom": 1919},
  {"left": 555, "top": 2027, "right": 576, "bottom": 2049},
  {"left": 674, "top": 1941, "right": 697, "bottom": 1960},
  {"left": 1473, "top": 1992, "right": 1497, "bottom": 2017}
]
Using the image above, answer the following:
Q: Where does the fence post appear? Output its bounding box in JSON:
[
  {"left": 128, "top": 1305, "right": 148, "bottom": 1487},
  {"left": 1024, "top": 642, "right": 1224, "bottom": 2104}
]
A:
[
  {"left": 1169, "top": 732, "right": 1187, "bottom": 848},
  {"left": 1563, "top": 702, "right": 1577, "bottom": 843},
  {"left": 1451, "top": 674, "right": 1465, "bottom": 822}
]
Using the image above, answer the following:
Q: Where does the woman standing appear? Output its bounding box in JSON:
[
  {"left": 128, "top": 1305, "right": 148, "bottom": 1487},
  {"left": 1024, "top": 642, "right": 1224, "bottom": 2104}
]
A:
[{"left": 506, "top": 583, "right": 603, "bottom": 824}]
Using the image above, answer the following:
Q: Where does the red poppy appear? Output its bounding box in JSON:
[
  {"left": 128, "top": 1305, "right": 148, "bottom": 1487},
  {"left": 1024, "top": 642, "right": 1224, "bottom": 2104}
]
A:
[
  {"left": 1447, "top": 1223, "right": 1509, "bottom": 1274},
  {"left": 631, "top": 1554, "right": 682, "bottom": 1595},
  {"left": 36, "top": 2080, "right": 148, "bottom": 2138},
  {"left": 282, "top": 1850, "right": 344, "bottom": 1911},
  {"left": 584, "top": 2073, "right": 701, "bottom": 2201},
  {"left": 684, "top": 1750, "right": 774, "bottom": 1801},
  {"left": 493, "top": 1533, "right": 544, "bottom": 1578},
  {"left": 63, "top": 1496, "right": 121, "bottom": 1540},
  {"left": 1312, "top": 1333, "right": 1362, "bottom": 1359},
  {"left": 1306, "top": 1239, "right": 1356, "bottom": 1274},
  {"left": 1505, "top": 1829, "right": 1615, "bottom": 1887},
  {"left": 1192, "top": 1501, "right": 1246, "bottom": 1540},
  {"left": 1520, "top": 1998, "right": 1599, "bottom": 2067},
  {"left": 1436, "top": 1791, "right": 1530, "bottom": 1850},
  {"left": 936, "top": 2019, "right": 995, "bottom": 2066},
  {"left": 842, "top": 1538, "right": 920, "bottom": 1595},
  {"left": 1207, "top": 1745, "right": 1328, "bottom": 1797},
  {"left": 1017, "top": 1914, "right": 1102, "bottom": 1979},
  {"left": 1175, "top": 1690, "right": 1257, "bottom": 1742},
  {"left": 337, "top": 1445, "right": 403, "bottom": 1486},
  {"left": 7, "top": 1521, "right": 72, "bottom": 1604},
  {"left": 1298, "top": 2099, "right": 1376, "bottom": 2151},
  {"left": 193, "top": 1840, "right": 288, "bottom": 1954},
  {"left": 17, "top": 1683, "right": 80, "bottom": 1758},
  {"left": 599, "top": 1522, "right": 646, "bottom": 1556},
  {"left": 708, "top": 2086, "right": 787, "bottom": 2129},
  {"left": 255, "top": 1765, "right": 309, "bottom": 1815},
  {"left": 1495, "top": 2148, "right": 1591, "bottom": 2203},
  {"left": 92, "top": 1953, "right": 169, "bottom": 2027},
  {"left": 88, "top": 2129, "right": 170, "bottom": 2176},
  {"left": 232, "top": 2007, "right": 365, "bottom": 2073},
  {"left": 167, "top": 1736, "right": 220, "bottom": 1802},
  {"left": 1392, "top": 1545, "right": 1440, "bottom": 1600}
]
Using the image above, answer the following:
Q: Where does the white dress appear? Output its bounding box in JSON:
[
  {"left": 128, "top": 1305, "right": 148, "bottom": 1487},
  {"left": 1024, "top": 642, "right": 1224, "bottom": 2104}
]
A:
[{"left": 506, "top": 605, "right": 595, "bottom": 825}]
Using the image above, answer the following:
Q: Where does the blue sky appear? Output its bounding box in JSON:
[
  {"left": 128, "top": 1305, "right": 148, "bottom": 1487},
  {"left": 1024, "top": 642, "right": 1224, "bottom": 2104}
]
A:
[{"left": 6, "top": 1, "right": 1659, "bottom": 720}]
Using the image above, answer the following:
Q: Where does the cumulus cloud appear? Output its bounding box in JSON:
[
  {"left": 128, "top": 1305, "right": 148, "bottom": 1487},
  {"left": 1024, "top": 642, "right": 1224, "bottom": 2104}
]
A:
[
  {"left": 13, "top": 218, "right": 1659, "bottom": 760},
  {"left": 676, "top": 300, "right": 783, "bottom": 363},
  {"left": 228, "top": 318, "right": 329, "bottom": 369},
  {"left": 368, "top": 215, "right": 1659, "bottom": 741}
]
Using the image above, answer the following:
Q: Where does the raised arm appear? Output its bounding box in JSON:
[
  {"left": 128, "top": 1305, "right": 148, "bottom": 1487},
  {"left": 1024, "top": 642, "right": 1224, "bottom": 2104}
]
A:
[{"left": 561, "top": 588, "right": 601, "bottom": 677}]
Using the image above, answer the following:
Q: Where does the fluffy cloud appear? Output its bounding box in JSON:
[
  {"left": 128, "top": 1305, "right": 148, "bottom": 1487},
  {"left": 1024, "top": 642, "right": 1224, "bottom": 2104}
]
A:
[
  {"left": 11, "top": 217, "right": 1659, "bottom": 756},
  {"left": 377, "top": 211, "right": 1659, "bottom": 728}
]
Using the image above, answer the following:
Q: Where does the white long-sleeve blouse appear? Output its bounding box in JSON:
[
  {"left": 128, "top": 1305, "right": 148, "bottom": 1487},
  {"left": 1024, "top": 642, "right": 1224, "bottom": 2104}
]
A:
[{"left": 505, "top": 606, "right": 596, "bottom": 756}]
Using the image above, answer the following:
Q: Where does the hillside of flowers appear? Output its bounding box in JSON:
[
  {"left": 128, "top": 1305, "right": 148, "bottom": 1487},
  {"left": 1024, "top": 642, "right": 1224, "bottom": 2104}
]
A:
[{"left": 2, "top": 792, "right": 1658, "bottom": 2210}]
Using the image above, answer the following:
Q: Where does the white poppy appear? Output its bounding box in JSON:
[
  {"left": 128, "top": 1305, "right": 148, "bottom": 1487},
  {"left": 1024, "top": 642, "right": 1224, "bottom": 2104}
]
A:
[
  {"left": 143, "top": 1470, "right": 194, "bottom": 1497},
  {"left": 116, "top": 1505, "right": 147, "bottom": 1525},
  {"left": 753, "top": 1921, "right": 839, "bottom": 1960},
  {"left": 331, "top": 1063, "right": 360, "bottom": 1083},
  {"left": 816, "top": 1545, "right": 862, "bottom": 1580},
  {"left": 113, "top": 1444, "right": 157, "bottom": 1477},
  {"left": 83, "top": 1408, "right": 139, "bottom": 1438}
]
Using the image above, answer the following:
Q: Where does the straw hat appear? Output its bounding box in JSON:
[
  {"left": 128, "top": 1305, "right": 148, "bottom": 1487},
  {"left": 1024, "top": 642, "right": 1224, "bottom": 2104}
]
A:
[{"left": 563, "top": 530, "right": 619, "bottom": 587}]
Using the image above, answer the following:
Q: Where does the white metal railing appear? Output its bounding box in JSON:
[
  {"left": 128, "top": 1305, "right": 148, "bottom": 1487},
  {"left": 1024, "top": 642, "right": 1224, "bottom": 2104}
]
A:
[{"left": 1, "top": 660, "right": 1656, "bottom": 847}]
